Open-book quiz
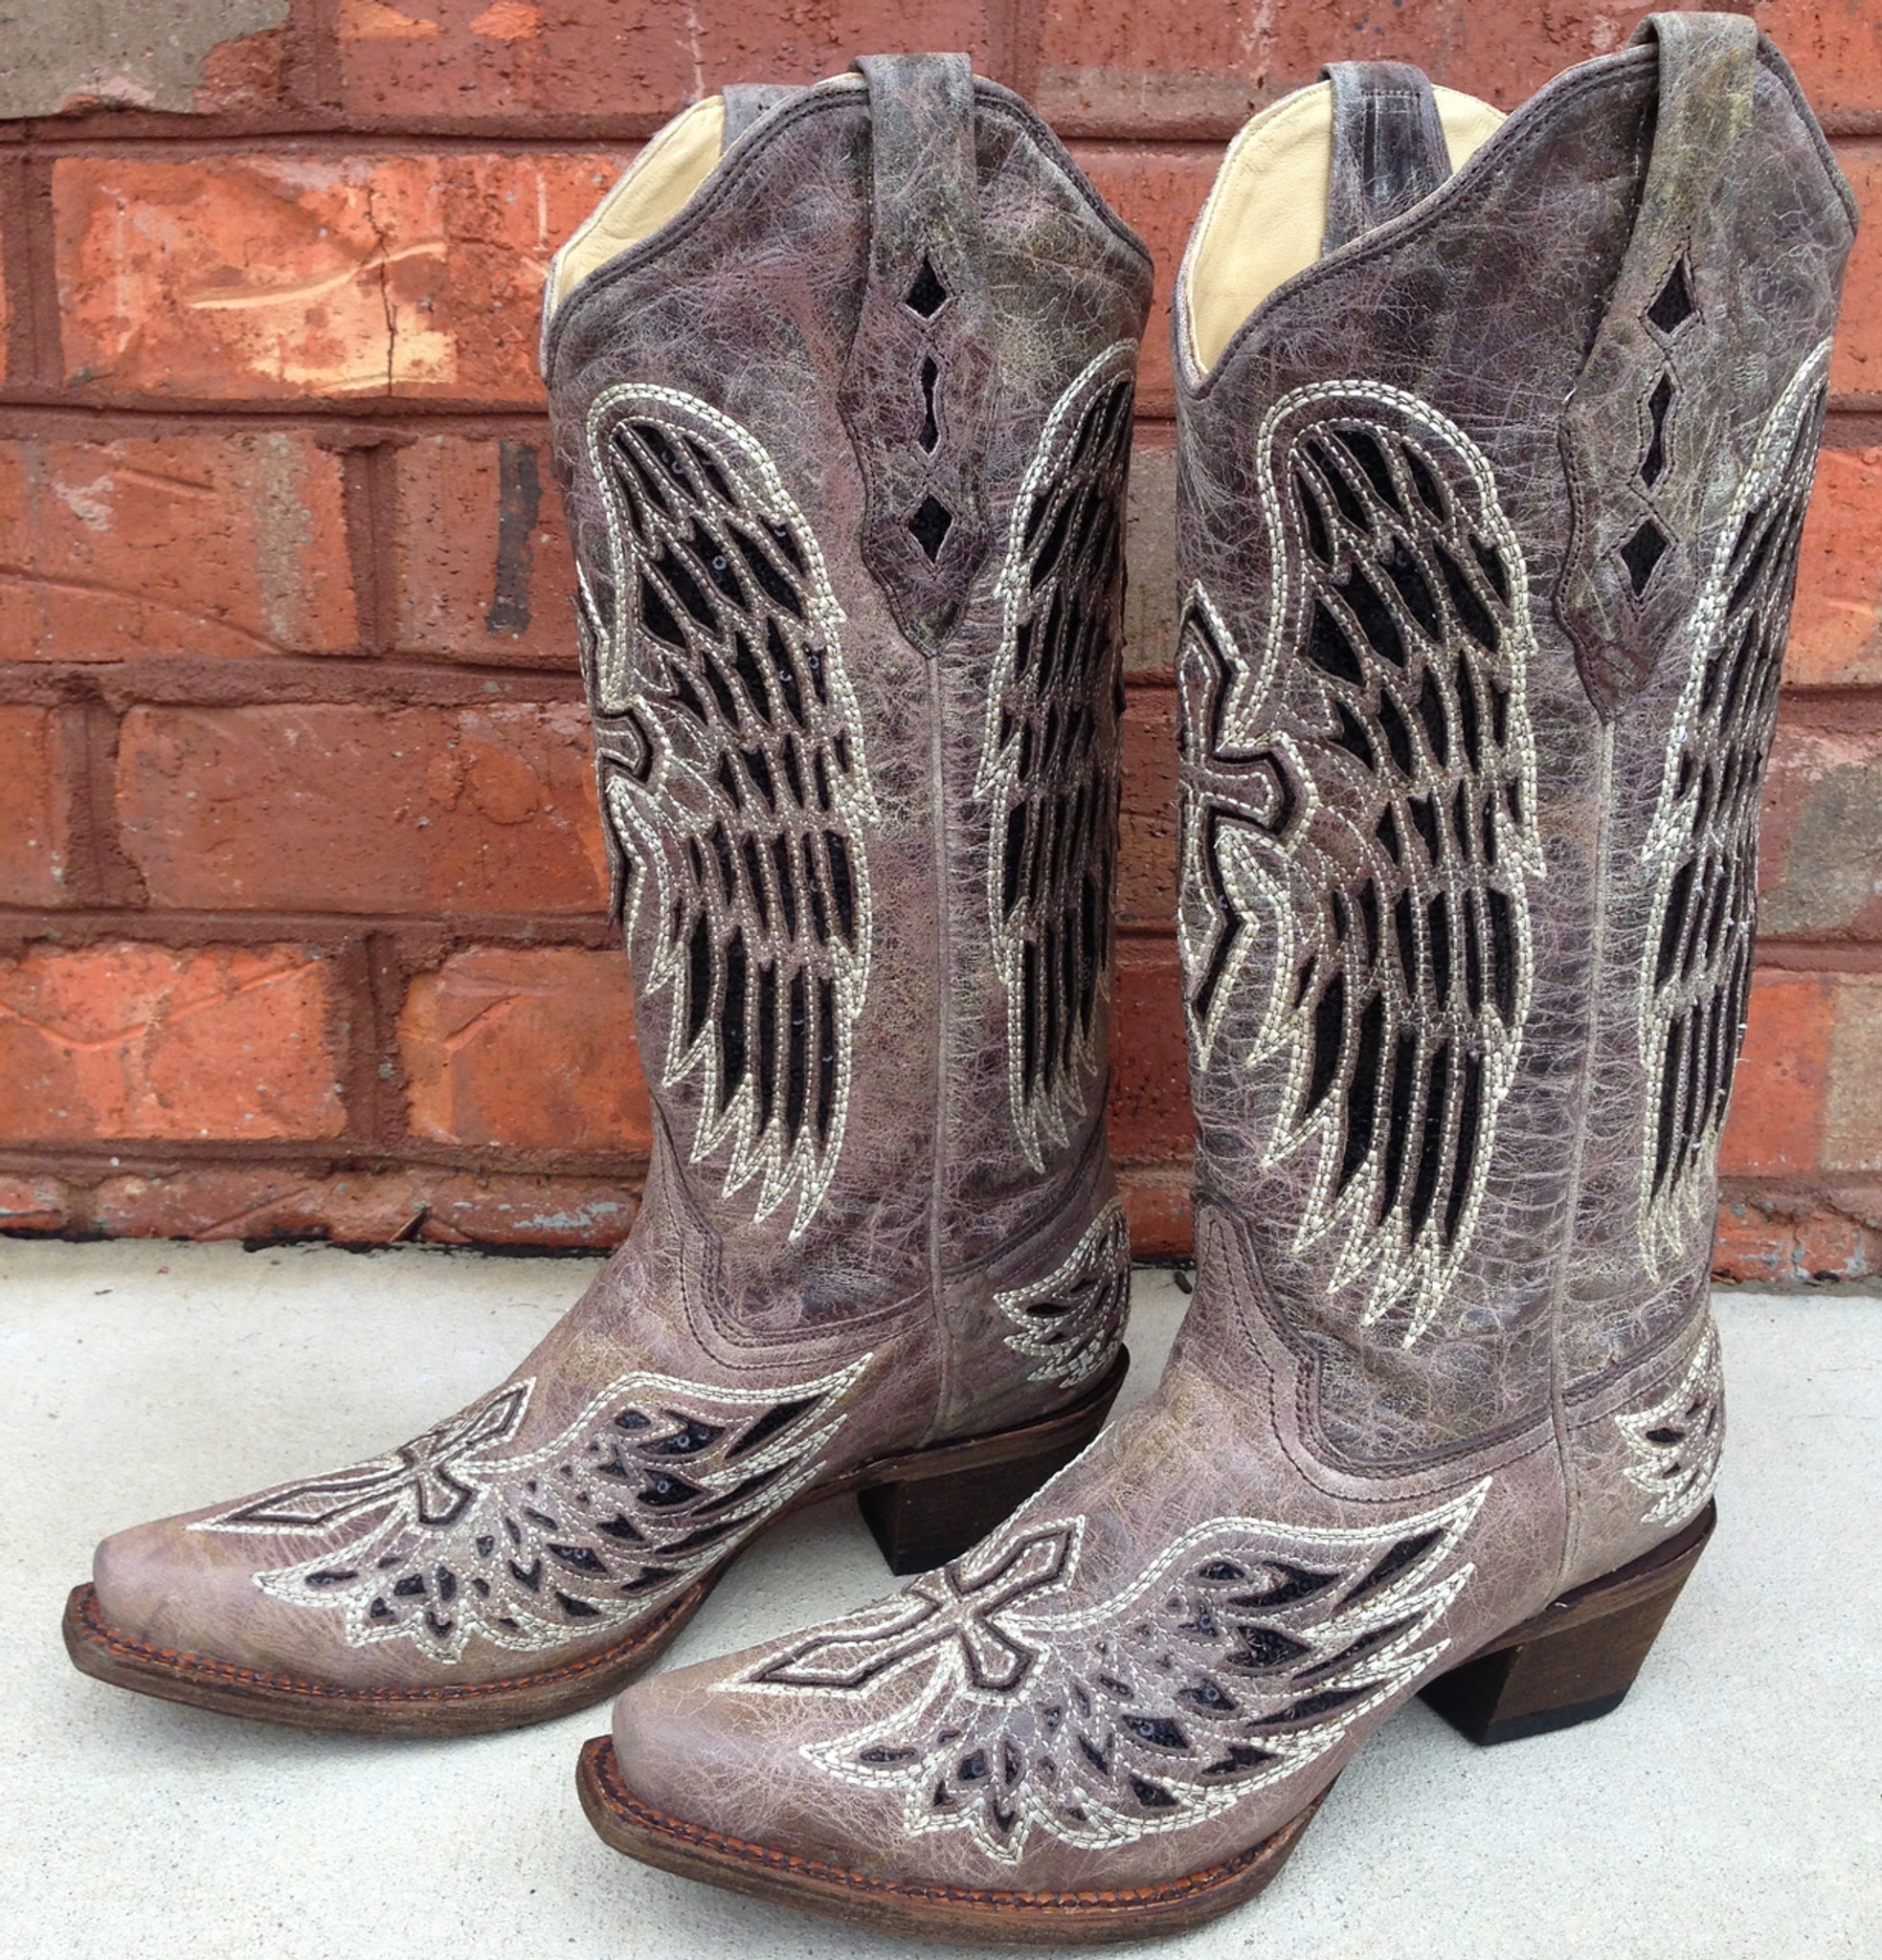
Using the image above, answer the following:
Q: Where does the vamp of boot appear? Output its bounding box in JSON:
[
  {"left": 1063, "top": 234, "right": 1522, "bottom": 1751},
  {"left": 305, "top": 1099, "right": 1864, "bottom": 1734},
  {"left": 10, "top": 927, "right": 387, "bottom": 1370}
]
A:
[
  {"left": 62, "top": 54, "right": 1153, "bottom": 1740},
  {"left": 574, "top": 20, "right": 1854, "bottom": 1941}
]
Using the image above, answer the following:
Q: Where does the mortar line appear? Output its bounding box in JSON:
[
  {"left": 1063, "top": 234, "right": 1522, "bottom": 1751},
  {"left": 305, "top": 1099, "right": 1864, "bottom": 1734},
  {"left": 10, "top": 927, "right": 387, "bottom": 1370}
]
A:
[
  {"left": 357, "top": 929, "right": 404, "bottom": 1147},
  {"left": 14, "top": 154, "right": 60, "bottom": 390},
  {"left": 0, "top": 159, "right": 40, "bottom": 390},
  {"left": 287, "top": 0, "right": 345, "bottom": 112}
]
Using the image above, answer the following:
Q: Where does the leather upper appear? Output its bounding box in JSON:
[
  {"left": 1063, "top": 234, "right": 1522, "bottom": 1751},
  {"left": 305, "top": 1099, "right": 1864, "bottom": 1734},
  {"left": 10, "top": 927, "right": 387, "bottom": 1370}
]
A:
[
  {"left": 544, "top": 63, "right": 1152, "bottom": 1382},
  {"left": 1172, "top": 21, "right": 1852, "bottom": 1469},
  {"left": 605, "top": 21, "right": 1851, "bottom": 1896},
  {"left": 83, "top": 58, "right": 1154, "bottom": 1694}
]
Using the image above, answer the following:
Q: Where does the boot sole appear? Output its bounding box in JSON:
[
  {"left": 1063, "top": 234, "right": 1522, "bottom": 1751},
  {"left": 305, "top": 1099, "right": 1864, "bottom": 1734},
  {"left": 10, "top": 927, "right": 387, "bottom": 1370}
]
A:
[
  {"left": 577, "top": 1733, "right": 1329, "bottom": 1945},
  {"left": 576, "top": 1500, "right": 1714, "bottom": 1942},
  {"left": 61, "top": 1348, "right": 1128, "bottom": 1739}
]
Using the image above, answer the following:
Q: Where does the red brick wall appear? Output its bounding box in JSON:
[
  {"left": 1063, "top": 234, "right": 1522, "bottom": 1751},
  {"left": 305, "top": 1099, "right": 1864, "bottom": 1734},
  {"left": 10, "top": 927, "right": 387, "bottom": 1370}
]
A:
[{"left": 2, "top": 0, "right": 1878, "bottom": 1280}]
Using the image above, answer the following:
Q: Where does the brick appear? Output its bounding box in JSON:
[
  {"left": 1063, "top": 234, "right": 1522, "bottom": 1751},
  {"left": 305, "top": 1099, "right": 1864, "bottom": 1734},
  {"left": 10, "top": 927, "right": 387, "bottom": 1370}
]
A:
[
  {"left": 399, "top": 946, "right": 651, "bottom": 1151},
  {"left": 0, "top": 1173, "right": 69, "bottom": 1234},
  {"left": 90, "top": 1163, "right": 635, "bottom": 1247},
  {"left": 191, "top": 22, "right": 289, "bottom": 114},
  {"left": 1752, "top": 3, "right": 1882, "bottom": 123},
  {"left": 1825, "top": 973, "right": 1882, "bottom": 1171},
  {"left": 0, "top": 942, "right": 346, "bottom": 1143},
  {"left": 0, "top": 432, "right": 354, "bottom": 659},
  {"left": 1714, "top": 1184, "right": 1882, "bottom": 1284},
  {"left": 1109, "top": 936, "right": 1193, "bottom": 1163},
  {"left": 1118, "top": 1164, "right": 1192, "bottom": 1259},
  {"left": 1831, "top": 145, "right": 1882, "bottom": 400},
  {"left": 1717, "top": 970, "right": 1835, "bottom": 1177},
  {"left": 1037, "top": 4, "right": 1882, "bottom": 134},
  {"left": 1119, "top": 686, "right": 1178, "bottom": 928},
  {"left": 1071, "top": 146, "right": 1215, "bottom": 418},
  {"left": 1788, "top": 447, "right": 1882, "bottom": 685},
  {"left": 0, "top": 707, "right": 77, "bottom": 905},
  {"left": 392, "top": 432, "right": 578, "bottom": 665},
  {"left": 116, "top": 702, "right": 610, "bottom": 914},
  {"left": 1123, "top": 437, "right": 1177, "bottom": 674},
  {"left": 334, "top": 0, "right": 990, "bottom": 122},
  {"left": 54, "top": 153, "right": 627, "bottom": 401},
  {"left": 1759, "top": 724, "right": 1882, "bottom": 940},
  {"left": 416, "top": 1169, "right": 634, "bottom": 1243},
  {"left": 91, "top": 1164, "right": 398, "bottom": 1240}
]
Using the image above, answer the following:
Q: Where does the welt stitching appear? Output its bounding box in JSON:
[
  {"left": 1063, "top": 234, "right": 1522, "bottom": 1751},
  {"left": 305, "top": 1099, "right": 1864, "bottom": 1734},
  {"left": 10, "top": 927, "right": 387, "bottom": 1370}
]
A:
[
  {"left": 594, "top": 1749, "right": 1288, "bottom": 1909},
  {"left": 75, "top": 1583, "right": 692, "bottom": 1703}
]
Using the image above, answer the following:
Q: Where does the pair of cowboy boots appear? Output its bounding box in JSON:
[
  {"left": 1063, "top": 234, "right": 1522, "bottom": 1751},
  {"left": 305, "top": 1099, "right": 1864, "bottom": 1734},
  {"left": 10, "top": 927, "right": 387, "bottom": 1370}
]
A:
[{"left": 66, "top": 14, "right": 1851, "bottom": 1943}]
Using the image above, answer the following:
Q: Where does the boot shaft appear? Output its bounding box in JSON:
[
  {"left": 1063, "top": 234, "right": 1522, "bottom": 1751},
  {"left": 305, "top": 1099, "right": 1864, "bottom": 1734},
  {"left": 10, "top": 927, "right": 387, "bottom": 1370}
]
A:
[
  {"left": 1172, "top": 18, "right": 1853, "bottom": 1460},
  {"left": 542, "top": 61, "right": 1152, "bottom": 1330}
]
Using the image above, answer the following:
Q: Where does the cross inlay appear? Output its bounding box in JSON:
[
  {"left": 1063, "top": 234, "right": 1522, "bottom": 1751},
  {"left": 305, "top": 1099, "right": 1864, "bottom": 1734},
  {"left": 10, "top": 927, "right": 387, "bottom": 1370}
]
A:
[
  {"left": 210, "top": 1383, "right": 532, "bottom": 1533},
  {"left": 752, "top": 1523, "right": 1078, "bottom": 1693}
]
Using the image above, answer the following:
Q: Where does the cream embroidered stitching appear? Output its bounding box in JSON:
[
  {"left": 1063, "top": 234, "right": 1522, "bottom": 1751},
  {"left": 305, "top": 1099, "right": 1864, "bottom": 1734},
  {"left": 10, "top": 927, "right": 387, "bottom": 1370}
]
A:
[
  {"left": 1636, "top": 344, "right": 1831, "bottom": 1275},
  {"left": 1177, "top": 382, "right": 1543, "bottom": 1343},
  {"left": 728, "top": 1481, "right": 1488, "bottom": 1863},
  {"left": 194, "top": 1355, "right": 873, "bottom": 1662},
  {"left": 976, "top": 345, "right": 1134, "bottom": 1169},
  {"left": 1616, "top": 1323, "right": 1723, "bottom": 1528},
  {"left": 582, "top": 385, "right": 881, "bottom": 1238},
  {"left": 993, "top": 1199, "right": 1131, "bottom": 1389}
]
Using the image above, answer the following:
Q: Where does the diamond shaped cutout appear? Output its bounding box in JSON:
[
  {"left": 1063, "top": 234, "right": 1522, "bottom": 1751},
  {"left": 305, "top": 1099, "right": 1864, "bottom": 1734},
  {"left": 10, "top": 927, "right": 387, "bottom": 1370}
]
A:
[
  {"left": 1620, "top": 518, "right": 1670, "bottom": 594},
  {"left": 906, "top": 256, "right": 949, "bottom": 319},
  {"left": 1647, "top": 261, "right": 1695, "bottom": 335},
  {"left": 908, "top": 495, "right": 954, "bottom": 561}
]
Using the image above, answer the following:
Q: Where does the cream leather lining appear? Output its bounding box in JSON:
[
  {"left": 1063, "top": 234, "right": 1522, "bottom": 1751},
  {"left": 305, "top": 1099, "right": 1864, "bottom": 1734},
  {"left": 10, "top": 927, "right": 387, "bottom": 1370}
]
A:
[
  {"left": 1180, "top": 81, "right": 1507, "bottom": 376},
  {"left": 545, "top": 97, "right": 728, "bottom": 322}
]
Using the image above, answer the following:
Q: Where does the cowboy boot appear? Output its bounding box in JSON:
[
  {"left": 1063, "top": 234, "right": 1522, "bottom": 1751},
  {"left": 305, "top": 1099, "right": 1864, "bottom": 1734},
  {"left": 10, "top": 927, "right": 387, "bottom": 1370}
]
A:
[
  {"left": 579, "top": 16, "right": 1852, "bottom": 1935},
  {"left": 62, "top": 55, "right": 1152, "bottom": 1737}
]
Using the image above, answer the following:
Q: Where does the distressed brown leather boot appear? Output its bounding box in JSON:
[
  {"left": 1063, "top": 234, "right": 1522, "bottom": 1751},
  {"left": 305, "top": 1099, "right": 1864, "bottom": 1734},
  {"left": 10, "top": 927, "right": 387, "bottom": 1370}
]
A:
[
  {"left": 579, "top": 17, "right": 1852, "bottom": 1937},
  {"left": 61, "top": 55, "right": 1152, "bottom": 1738}
]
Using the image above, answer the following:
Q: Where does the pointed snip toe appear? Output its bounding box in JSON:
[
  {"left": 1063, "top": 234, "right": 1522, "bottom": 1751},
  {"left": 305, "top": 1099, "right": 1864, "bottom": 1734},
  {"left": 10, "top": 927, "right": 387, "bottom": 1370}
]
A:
[
  {"left": 64, "top": 1353, "right": 1128, "bottom": 1736},
  {"left": 577, "top": 1732, "right": 1329, "bottom": 1947},
  {"left": 576, "top": 1501, "right": 1714, "bottom": 1940}
]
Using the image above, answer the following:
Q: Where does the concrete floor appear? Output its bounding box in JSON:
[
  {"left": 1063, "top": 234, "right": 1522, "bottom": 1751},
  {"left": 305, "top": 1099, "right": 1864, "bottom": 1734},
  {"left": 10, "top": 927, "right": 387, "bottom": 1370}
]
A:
[{"left": 1, "top": 1236, "right": 1875, "bottom": 1960}]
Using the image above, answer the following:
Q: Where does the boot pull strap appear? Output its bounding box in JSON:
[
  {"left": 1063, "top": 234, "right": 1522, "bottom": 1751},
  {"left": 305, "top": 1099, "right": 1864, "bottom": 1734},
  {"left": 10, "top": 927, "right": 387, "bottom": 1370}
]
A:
[
  {"left": 720, "top": 83, "right": 800, "bottom": 150},
  {"left": 1320, "top": 61, "right": 1452, "bottom": 255},
  {"left": 1556, "top": 11, "right": 1761, "bottom": 715},
  {"left": 840, "top": 52, "right": 994, "bottom": 652}
]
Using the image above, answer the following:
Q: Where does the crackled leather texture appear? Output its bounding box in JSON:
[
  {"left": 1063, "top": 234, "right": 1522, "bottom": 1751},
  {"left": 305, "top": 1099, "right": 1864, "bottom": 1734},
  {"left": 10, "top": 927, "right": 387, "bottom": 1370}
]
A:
[
  {"left": 607, "top": 18, "right": 1851, "bottom": 1901},
  {"left": 1175, "top": 16, "right": 1850, "bottom": 1469},
  {"left": 80, "top": 56, "right": 1152, "bottom": 1700},
  {"left": 1321, "top": 61, "right": 1452, "bottom": 254}
]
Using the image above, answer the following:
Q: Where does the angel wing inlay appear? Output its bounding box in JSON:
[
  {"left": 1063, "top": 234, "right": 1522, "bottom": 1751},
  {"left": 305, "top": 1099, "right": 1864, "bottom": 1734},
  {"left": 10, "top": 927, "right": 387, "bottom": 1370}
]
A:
[
  {"left": 1615, "top": 1323, "right": 1723, "bottom": 1529},
  {"left": 194, "top": 1356, "right": 873, "bottom": 1661},
  {"left": 732, "top": 1480, "right": 1488, "bottom": 1862},
  {"left": 1636, "top": 345, "right": 1830, "bottom": 1272},
  {"left": 976, "top": 344, "right": 1134, "bottom": 1169},
  {"left": 993, "top": 1198, "right": 1131, "bottom": 1390},
  {"left": 580, "top": 387, "right": 880, "bottom": 1237},
  {"left": 1177, "top": 382, "right": 1543, "bottom": 1343}
]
